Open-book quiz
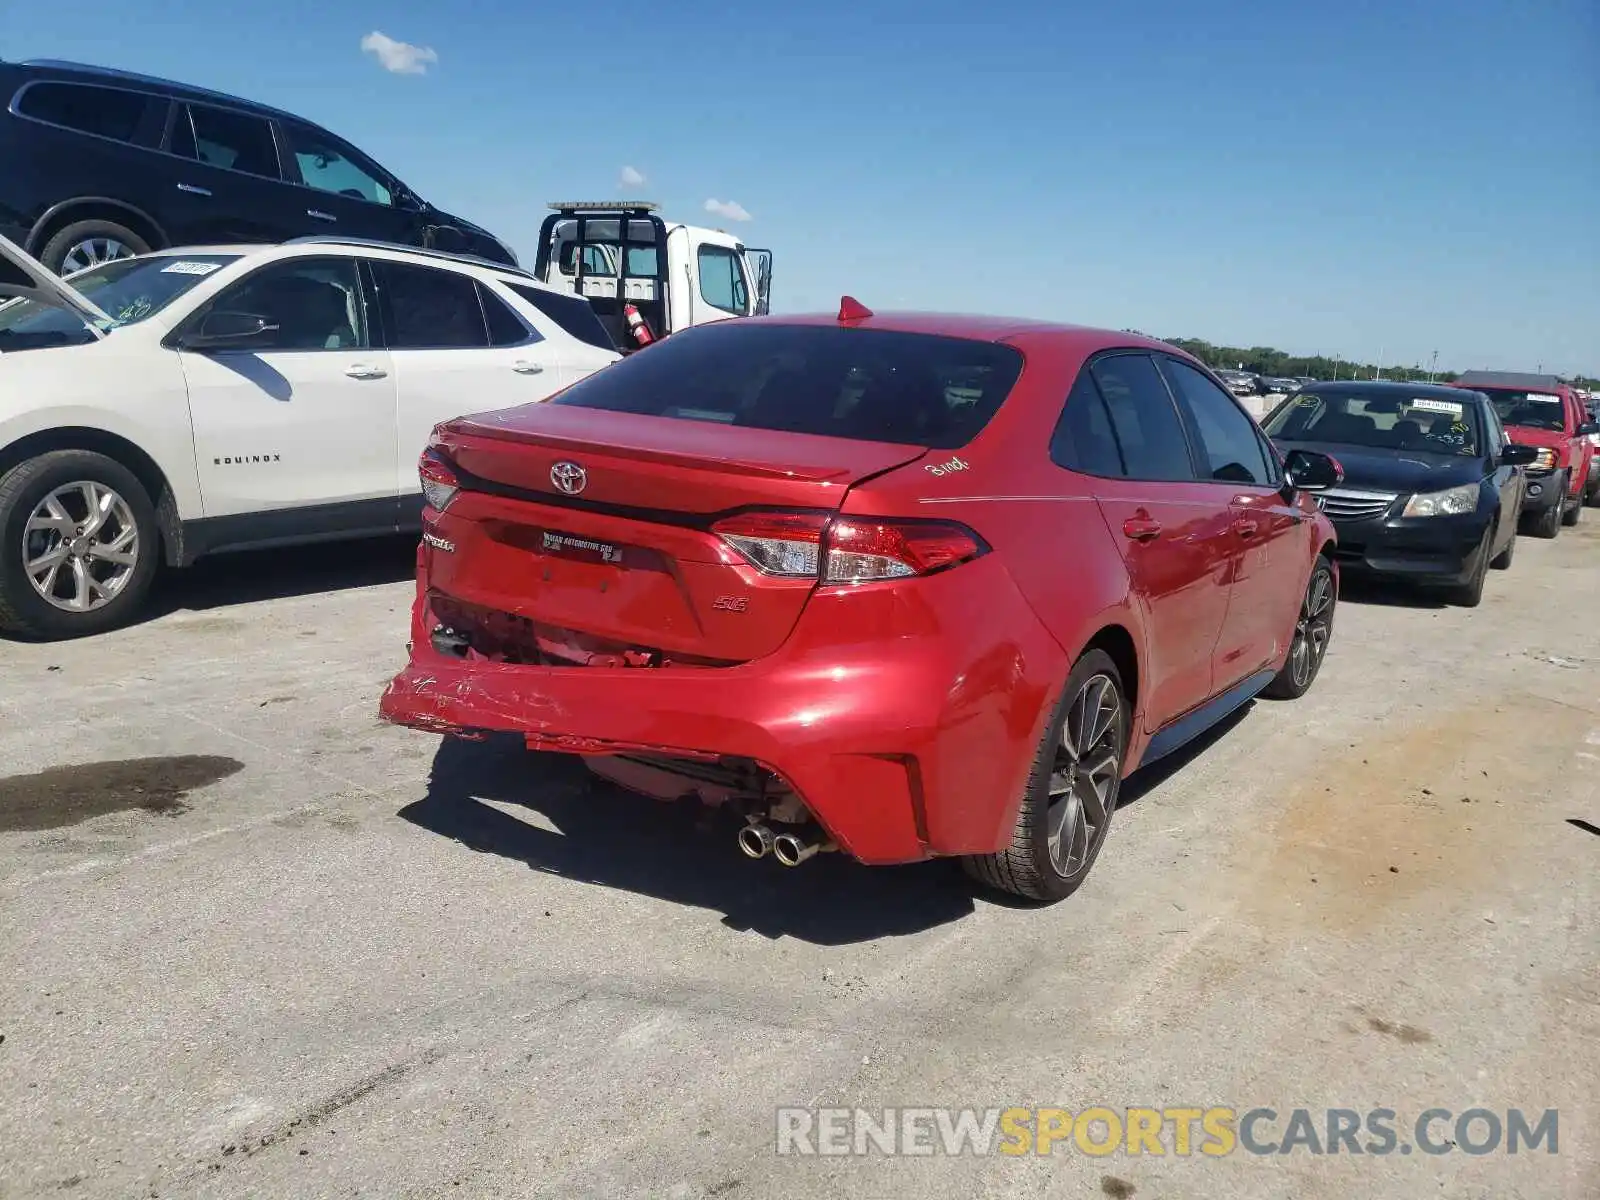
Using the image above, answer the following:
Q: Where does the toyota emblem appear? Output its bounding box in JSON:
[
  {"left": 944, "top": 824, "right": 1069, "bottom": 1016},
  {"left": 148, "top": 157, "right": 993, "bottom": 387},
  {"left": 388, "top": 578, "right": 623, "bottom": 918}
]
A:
[{"left": 550, "top": 461, "right": 587, "bottom": 496}]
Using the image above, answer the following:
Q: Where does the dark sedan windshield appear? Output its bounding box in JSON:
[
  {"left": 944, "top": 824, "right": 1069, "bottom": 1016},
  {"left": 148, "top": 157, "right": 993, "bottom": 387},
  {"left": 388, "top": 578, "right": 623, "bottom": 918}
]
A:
[
  {"left": 1481, "top": 389, "right": 1567, "bottom": 433},
  {"left": 0, "top": 253, "right": 239, "bottom": 351},
  {"left": 1264, "top": 389, "right": 1480, "bottom": 455}
]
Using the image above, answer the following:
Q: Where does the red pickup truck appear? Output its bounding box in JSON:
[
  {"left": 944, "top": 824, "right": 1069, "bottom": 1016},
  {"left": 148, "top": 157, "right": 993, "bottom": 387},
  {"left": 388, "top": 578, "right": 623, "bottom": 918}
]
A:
[{"left": 1451, "top": 372, "right": 1599, "bottom": 538}]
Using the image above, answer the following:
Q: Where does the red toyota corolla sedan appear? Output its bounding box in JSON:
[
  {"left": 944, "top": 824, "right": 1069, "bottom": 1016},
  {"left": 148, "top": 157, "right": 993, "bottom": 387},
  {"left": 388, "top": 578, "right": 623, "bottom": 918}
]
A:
[{"left": 379, "top": 302, "right": 1343, "bottom": 902}]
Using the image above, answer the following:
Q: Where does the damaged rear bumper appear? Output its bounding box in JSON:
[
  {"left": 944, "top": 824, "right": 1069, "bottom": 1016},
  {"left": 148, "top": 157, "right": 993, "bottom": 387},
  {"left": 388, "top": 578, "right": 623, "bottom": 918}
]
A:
[{"left": 379, "top": 559, "right": 1068, "bottom": 866}]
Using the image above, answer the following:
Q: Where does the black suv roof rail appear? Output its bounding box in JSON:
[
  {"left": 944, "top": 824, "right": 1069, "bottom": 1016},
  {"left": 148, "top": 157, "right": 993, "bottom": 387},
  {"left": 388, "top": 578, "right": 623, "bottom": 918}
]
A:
[{"left": 282, "top": 236, "right": 535, "bottom": 279}]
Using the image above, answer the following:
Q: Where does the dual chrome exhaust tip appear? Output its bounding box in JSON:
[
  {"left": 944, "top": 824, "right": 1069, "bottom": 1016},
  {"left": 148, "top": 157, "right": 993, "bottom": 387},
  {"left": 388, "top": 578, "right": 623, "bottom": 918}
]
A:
[{"left": 738, "top": 821, "right": 833, "bottom": 867}]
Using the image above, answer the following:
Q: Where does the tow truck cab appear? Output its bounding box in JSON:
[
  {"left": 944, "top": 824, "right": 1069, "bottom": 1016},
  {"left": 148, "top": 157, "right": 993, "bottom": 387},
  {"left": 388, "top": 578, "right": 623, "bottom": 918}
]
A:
[{"left": 530, "top": 201, "right": 771, "bottom": 351}]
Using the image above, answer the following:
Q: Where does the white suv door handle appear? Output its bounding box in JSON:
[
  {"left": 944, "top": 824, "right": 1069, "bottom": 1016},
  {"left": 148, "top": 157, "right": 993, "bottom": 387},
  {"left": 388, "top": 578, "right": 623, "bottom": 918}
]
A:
[
  {"left": 512, "top": 361, "right": 545, "bottom": 374},
  {"left": 344, "top": 363, "right": 388, "bottom": 380}
]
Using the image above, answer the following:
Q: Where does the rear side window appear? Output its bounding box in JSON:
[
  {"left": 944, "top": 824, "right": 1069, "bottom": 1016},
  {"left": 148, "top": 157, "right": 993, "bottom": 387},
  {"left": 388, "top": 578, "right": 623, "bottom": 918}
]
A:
[
  {"left": 478, "top": 283, "right": 534, "bottom": 347},
  {"left": 372, "top": 261, "right": 488, "bottom": 349},
  {"left": 1051, "top": 371, "right": 1125, "bottom": 476},
  {"left": 550, "top": 323, "right": 1024, "bottom": 450},
  {"left": 15, "top": 82, "right": 152, "bottom": 142},
  {"left": 173, "top": 104, "right": 282, "bottom": 179},
  {"left": 505, "top": 282, "right": 617, "bottom": 352},
  {"left": 1086, "top": 354, "right": 1196, "bottom": 481}
]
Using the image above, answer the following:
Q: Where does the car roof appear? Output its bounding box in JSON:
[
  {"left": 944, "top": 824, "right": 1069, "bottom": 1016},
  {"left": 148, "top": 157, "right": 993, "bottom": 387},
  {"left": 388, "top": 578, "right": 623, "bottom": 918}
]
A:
[
  {"left": 760, "top": 309, "right": 1184, "bottom": 356},
  {"left": 17, "top": 58, "right": 298, "bottom": 121}
]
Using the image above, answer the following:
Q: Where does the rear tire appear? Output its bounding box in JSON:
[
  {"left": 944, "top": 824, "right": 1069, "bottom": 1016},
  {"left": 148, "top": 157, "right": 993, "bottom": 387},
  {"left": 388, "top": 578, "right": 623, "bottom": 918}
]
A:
[
  {"left": 962, "top": 649, "right": 1128, "bottom": 903},
  {"left": 0, "top": 451, "right": 159, "bottom": 640},
  {"left": 1263, "top": 554, "right": 1336, "bottom": 700}
]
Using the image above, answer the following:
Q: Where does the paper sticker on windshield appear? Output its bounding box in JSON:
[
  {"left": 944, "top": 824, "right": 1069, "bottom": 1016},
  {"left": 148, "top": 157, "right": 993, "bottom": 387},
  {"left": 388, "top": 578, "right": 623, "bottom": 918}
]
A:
[
  {"left": 161, "top": 260, "right": 222, "bottom": 276},
  {"left": 1408, "top": 397, "right": 1463, "bottom": 415},
  {"left": 1525, "top": 392, "right": 1561, "bottom": 404}
]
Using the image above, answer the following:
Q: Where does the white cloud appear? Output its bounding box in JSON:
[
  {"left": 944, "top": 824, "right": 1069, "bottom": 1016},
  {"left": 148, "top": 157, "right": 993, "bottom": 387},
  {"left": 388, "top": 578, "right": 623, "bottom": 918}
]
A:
[
  {"left": 703, "top": 198, "right": 752, "bottom": 222},
  {"left": 360, "top": 31, "right": 439, "bottom": 75},
  {"left": 618, "top": 166, "right": 646, "bottom": 188}
]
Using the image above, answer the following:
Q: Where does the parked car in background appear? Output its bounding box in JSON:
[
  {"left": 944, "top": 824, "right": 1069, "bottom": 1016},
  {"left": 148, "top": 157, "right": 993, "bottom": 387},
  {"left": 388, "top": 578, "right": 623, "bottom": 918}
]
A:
[
  {"left": 1262, "top": 381, "right": 1536, "bottom": 606},
  {"left": 1449, "top": 371, "right": 1598, "bottom": 537},
  {"left": 0, "top": 57, "right": 517, "bottom": 275},
  {"left": 1256, "top": 375, "right": 1301, "bottom": 396},
  {"left": 380, "top": 305, "right": 1343, "bottom": 903},
  {"left": 1294, "top": 376, "right": 1318, "bottom": 388},
  {"left": 1213, "top": 368, "right": 1257, "bottom": 397},
  {"left": 0, "top": 233, "right": 619, "bottom": 638}
]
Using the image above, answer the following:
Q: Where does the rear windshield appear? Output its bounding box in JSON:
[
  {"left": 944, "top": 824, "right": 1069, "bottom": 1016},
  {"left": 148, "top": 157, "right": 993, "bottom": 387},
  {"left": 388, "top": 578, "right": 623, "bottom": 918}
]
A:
[
  {"left": 1264, "top": 389, "right": 1481, "bottom": 455},
  {"left": 550, "top": 323, "right": 1025, "bottom": 449},
  {"left": 1480, "top": 389, "right": 1567, "bottom": 433}
]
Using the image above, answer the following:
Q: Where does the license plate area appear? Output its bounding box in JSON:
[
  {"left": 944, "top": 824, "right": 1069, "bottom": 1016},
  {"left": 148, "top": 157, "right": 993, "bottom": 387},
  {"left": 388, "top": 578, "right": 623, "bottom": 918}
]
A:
[{"left": 540, "top": 528, "right": 624, "bottom": 565}]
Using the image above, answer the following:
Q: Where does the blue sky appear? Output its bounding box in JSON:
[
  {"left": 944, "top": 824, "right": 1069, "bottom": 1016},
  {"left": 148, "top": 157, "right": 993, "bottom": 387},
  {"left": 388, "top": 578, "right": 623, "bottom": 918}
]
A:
[{"left": 7, "top": 0, "right": 1596, "bottom": 374}]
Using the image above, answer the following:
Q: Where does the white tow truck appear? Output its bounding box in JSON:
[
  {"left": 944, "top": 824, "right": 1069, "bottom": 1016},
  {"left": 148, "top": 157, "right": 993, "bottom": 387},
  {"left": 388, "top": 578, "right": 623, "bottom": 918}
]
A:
[{"left": 530, "top": 201, "right": 772, "bottom": 351}]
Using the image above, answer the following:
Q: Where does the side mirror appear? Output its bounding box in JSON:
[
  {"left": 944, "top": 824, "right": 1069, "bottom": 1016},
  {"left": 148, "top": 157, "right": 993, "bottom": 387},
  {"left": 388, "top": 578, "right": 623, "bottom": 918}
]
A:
[
  {"left": 1577, "top": 421, "right": 1600, "bottom": 437},
  {"left": 1500, "top": 443, "right": 1539, "bottom": 466},
  {"left": 1283, "top": 448, "right": 1343, "bottom": 493},
  {"left": 180, "top": 310, "right": 279, "bottom": 351}
]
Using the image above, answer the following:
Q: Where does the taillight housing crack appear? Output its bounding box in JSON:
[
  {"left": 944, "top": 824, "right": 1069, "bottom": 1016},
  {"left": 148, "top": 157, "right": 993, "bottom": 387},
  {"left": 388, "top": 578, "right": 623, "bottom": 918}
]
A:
[{"left": 711, "top": 510, "right": 986, "bottom": 585}]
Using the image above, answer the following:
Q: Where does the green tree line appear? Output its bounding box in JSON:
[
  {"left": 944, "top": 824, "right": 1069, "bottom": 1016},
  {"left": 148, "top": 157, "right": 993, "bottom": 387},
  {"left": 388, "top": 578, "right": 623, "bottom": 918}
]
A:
[
  {"left": 1127, "top": 334, "right": 1599, "bottom": 390},
  {"left": 1157, "top": 337, "right": 1457, "bottom": 383}
]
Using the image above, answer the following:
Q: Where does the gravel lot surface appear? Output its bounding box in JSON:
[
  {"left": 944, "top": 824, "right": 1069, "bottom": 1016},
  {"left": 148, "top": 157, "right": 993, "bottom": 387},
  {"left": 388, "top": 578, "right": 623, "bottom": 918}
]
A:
[{"left": 3, "top": 521, "right": 1597, "bottom": 1199}]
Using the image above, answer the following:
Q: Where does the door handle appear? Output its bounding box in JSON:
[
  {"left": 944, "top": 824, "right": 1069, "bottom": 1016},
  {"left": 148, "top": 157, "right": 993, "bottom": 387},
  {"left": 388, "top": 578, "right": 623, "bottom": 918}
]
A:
[
  {"left": 511, "top": 360, "right": 545, "bottom": 374},
  {"left": 344, "top": 363, "right": 388, "bottom": 380},
  {"left": 308, "top": 209, "right": 337, "bottom": 222},
  {"left": 1122, "top": 516, "right": 1163, "bottom": 542},
  {"left": 1235, "top": 518, "right": 1260, "bottom": 539},
  {"left": 176, "top": 183, "right": 211, "bottom": 196}
]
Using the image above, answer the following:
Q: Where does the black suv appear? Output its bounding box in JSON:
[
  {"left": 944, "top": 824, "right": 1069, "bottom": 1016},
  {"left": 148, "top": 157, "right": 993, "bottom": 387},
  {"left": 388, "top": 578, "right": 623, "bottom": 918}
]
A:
[{"left": 0, "top": 58, "right": 517, "bottom": 275}]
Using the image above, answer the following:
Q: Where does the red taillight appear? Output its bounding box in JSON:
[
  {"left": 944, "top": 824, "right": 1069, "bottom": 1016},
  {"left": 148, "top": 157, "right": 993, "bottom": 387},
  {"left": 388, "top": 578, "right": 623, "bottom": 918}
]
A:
[
  {"left": 711, "top": 511, "right": 826, "bottom": 577},
  {"left": 419, "top": 449, "right": 460, "bottom": 513},
  {"left": 712, "top": 511, "right": 984, "bottom": 583},
  {"left": 825, "top": 518, "right": 983, "bottom": 581}
]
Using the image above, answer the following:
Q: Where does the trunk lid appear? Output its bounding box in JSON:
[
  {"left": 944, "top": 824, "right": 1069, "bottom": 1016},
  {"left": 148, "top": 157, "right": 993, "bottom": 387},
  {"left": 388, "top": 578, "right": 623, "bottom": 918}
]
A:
[{"left": 427, "top": 404, "right": 928, "bottom": 664}]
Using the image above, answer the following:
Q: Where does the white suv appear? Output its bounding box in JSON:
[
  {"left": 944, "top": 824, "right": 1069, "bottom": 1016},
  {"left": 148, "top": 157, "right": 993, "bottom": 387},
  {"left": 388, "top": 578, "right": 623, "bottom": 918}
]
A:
[{"left": 0, "top": 234, "right": 621, "bottom": 639}]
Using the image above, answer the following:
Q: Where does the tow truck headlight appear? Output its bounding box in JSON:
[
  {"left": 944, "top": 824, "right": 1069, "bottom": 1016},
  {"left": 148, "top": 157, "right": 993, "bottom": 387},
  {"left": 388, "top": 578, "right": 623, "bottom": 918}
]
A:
[{"left": 1401, "top": 484, "right": 1478, "bottom": 518}]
